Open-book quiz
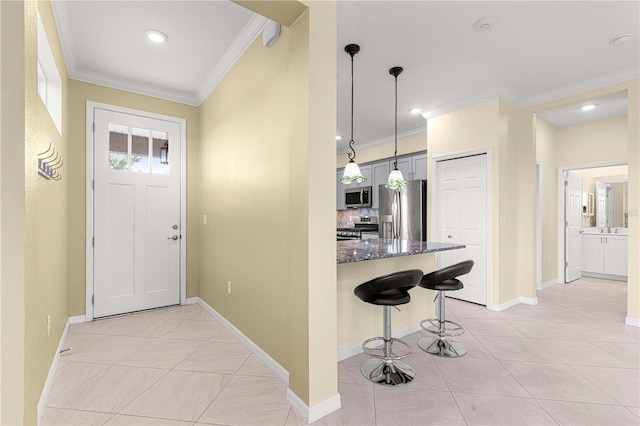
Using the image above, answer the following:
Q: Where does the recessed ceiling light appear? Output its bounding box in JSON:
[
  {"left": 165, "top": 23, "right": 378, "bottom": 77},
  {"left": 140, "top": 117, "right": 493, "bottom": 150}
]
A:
[
  {"left": 581, "top": 104, "right": 596, "bottom": 111},
  {"left": 336, "top": 135, "right": 342, "bottom": 140},
  {"left": 410, "top": 108, "right": 422, "bottom": 115},
  {"left": 610, "top": 34, "right": 632, "bottom": 46},
  {"left": 145, "top": 29, "right": 168, "bottom": 44},
  {"left": 473, "top": 17, "right": 497, "bottom": 32}
]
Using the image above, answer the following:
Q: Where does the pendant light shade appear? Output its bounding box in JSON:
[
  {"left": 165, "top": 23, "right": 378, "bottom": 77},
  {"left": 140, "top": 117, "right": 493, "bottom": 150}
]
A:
[
  {"left": 385, "top": 66, "right": 408, "bottom": 190},
  {"left": 339, "top": 44, "right": 367, "bottom": 185}
]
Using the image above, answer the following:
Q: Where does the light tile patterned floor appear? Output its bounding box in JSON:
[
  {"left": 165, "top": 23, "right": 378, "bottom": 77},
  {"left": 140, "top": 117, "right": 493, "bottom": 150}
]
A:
[{"left": 42, "top": 277, "right": 639, "bottom": 425}]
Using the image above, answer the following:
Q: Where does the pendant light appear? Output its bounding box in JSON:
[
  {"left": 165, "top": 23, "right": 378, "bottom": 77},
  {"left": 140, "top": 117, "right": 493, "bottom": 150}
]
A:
[
  {"left": 385, "top": 66, "right": 408, "bottom": 190},
  {"left": 339, "top": 44, "right": 367, "bottom": 185}
]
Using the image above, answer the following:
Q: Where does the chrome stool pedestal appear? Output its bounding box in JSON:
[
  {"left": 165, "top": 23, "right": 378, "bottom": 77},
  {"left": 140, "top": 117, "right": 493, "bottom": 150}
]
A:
[
  {"left": 354, "top": 269, "right": 423, "bottom": 387},
  {"left": 417, "top": 260, "right": 474, "bottom": 358},
  {"left": 417, "top": 291, "right": 467, "bottom": 357},
  {"left": 361, "top": 305, "right": 415, "bottom": 386}
]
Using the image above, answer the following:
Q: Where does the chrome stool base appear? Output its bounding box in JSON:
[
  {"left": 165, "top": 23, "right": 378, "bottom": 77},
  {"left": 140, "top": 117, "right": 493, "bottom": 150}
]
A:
[
  {"left": 360, "top": 358, "right": 415, "bottom": 386},
  {"left": 417, "top": 336, "right": 467, "bottom": 358}
]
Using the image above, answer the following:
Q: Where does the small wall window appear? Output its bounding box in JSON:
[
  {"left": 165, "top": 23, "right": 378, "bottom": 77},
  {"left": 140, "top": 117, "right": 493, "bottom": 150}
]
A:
[{"left": 37, "top": 12, "right": 62, "bottom": 134}]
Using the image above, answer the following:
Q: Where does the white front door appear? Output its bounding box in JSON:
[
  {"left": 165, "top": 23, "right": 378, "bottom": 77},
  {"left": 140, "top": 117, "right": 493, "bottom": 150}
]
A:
[
  {"left": 565, "top": 171, "right": 582, "bottom": 282},
  {"left": 436, "top": 154, "right": 488, "bottom": 305},
  {"left": 93, "top": 108, "right": 181, "bottom": 318}
]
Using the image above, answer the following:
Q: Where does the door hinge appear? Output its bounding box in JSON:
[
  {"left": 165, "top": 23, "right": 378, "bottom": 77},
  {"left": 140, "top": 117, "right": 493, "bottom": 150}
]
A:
[
  {"left": 92, "top": 122, "right": 95, "bottom": 133},
  {"left": 565, "top": 221, "right": 568, "bottom": 226},
  {"left": 565, "top": 261, "right": 568, "bottom": 267},
  {"left": 92, "top": 180, "right": 94, "bottom": 190},
  {"left": 92, "top": 237, "right": 94, "bottom": 247},
  {"left": 564, "top": 180, "right": 569, "bottom": 186},
  {"left": 91, "top": 294, "right": 94, "bottom": 305}
]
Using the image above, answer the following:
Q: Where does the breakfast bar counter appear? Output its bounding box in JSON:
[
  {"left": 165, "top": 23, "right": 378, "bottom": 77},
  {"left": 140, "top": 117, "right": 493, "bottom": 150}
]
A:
[
  {"left": 337, "top": 239, "right": 466, "bottom": 355},
  {"left": 337, "top": 239, "right": 465, "bottom": 264}
]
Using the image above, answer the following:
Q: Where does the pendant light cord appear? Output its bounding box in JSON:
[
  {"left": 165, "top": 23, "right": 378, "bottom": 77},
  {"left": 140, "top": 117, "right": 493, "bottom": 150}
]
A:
[
  {"left": 394, "top": 72, "right": 398, "bottom": 169},
  {"left": 348, "top": 49, "right": 356, "bottom": 161},
  {"left": 389, "top": 66, "right": 403, "bottom": 169}
]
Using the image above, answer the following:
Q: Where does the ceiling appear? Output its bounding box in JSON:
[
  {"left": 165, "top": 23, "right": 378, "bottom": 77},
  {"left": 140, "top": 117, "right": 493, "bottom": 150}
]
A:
[{"left": 51, "top": 1, "right": 639, "bottom": 153}]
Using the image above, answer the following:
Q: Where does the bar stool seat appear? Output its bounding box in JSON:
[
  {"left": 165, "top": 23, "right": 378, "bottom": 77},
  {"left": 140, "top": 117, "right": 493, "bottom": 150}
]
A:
[
  {"left": 354, "top": 269, "right": 423, "bottom": 386},
  {"left": 417, "top": 260, "right": 474, "bottom": 358}
]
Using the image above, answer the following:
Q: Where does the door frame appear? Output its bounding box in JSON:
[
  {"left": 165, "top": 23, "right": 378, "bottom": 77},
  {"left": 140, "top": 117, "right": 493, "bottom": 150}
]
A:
[
  {"left": 556, "top": 160, "right": 627, "bottom": 284},
  {"left": 85, "top": 101, "right": 187, "bottom": 321},
  {"left": 431, "top": 148, "right": 493, "bottom": 307}
]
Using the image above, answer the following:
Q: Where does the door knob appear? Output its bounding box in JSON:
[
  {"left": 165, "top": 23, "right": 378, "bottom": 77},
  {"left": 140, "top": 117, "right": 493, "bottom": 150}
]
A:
[
  {"left": 168, "top": 235, "right": 179, "bottom": 240},
  {"left": 172, "top": 224, "right": 179, "bottom": 230},
  {"left": 447, "top": 235, "right": 453, "bottom": 239}
]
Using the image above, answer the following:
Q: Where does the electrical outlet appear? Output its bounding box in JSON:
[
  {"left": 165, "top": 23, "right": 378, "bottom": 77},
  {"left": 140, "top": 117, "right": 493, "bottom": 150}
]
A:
[
  {"left": 227, "top": 281, "right": 232, "bottom": 295},
  {"left": 203, "top": 214, "right": 208, "bottom": 225},
  {"left": 47, "top": 315, "right": 51, "bottom": 336}
]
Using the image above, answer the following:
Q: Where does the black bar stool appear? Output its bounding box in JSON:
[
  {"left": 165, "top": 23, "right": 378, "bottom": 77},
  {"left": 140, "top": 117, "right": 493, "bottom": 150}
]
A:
[
  {"left": 354, "top": 269, "right": 423, "bottom": 386},
  {"left": 417, "top": 260, "right": 474, "bottom": 358}
]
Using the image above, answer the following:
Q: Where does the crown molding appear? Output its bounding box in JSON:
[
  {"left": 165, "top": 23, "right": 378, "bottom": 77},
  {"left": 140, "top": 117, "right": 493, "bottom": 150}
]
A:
[
  {"left": 70, "top": 69, "right": 199, "bottom": 105},
  {"left": 520, "top": 66, "right": 640, "bottom": 108},
  {"left": 195, "top": 15, "right": 269, "bottom": 105}
]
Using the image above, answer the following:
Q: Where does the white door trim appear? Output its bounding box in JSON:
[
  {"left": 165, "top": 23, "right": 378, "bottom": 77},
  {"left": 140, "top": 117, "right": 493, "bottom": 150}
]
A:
[
  {"left": 431, "top": 148, "right": 493, "bottom": 307},
  {"left": 556, "top": 160, "right": 627, "bottom": 284},
  {"left": 85, "top": 101, "right": 187, "bottom": 321},
  {"left": 536, "top": 161, "right": 542, "bottom": 289}
]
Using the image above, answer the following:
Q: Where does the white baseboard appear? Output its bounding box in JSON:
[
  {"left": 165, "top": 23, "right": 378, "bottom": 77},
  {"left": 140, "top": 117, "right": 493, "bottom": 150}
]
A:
[
  {"left": 287, "top": 388, "right": 341, "bottom": 424},
  {"left": 538, "top": 279, "right": 557, "bottom": 291},
  {"left": 625, "top": 317, "right": 640, "bottom": 327},
  {"left": 68, "top": 315, "right": 86, "bottom": 325},
  {"left": 38, "top": 316, "right": 75, "bottom": 423},
  {"left": 487, "top": 296, "right": 539, "bottom": 312},
  {"left": 183, "top": 297, "right": 198, "bottom": 305},
  {"left": 337, "top": 321, "right": 422, "bottom": 361},
  {"left": 195, "top": 297, "right": 289, "bottom": 384}
]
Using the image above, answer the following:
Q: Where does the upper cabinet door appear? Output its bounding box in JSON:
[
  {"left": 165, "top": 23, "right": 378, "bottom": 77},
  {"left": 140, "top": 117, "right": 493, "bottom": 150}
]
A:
[
  {"left": 395, "top": 157, "right": 412, "bottom": 181},
  {"left": 411, "top": 153, "right": 427, "bottom": 181},
  {"left": 357, "top": 164, "right": 372, "bottom": 187},
  {"left": 336, "top": 170, "right": 346, "bottom": 210},
  {"left": 371, "top": 161, "right": 391, "bottom": 208}
]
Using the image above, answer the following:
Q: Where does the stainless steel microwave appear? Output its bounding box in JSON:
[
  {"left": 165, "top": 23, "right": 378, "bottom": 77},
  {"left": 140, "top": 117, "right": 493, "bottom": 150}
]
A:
[{"left": 345, "top": 186, "right": 372, "bottom": 208}]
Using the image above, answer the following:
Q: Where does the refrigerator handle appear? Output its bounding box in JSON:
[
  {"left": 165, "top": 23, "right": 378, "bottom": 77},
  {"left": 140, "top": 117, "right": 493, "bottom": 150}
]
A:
[{"left": 392, "top": 190, "right": 401, "bottom": 239}]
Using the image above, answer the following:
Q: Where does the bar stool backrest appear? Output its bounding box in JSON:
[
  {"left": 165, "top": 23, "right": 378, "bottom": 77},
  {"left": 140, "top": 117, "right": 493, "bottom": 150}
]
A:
[
  {"left": 419, "top": 260, "right": 474, "bottom": 289},
  {"left": 354, "top": 269, "right": 423, "bottom": 304}
]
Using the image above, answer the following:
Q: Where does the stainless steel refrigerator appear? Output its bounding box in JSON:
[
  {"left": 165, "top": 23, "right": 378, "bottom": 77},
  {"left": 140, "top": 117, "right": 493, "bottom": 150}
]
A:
[{"left": 378, "top": 180, "right": 427, "bottom": 241}]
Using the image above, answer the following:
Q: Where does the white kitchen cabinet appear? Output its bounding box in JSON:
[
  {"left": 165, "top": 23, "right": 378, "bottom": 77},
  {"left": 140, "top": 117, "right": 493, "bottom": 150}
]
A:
[
  {"left": 371, "top": 161, "right": 391, "bottom": 208},
  {"left": 336, "top": 169, "right": 346, "bottom": 210},
  {"left": 357, "top": 164, "right": 372, "bottom": 187},
  {"left": 581, "top": 233, "right": 627, "bottom": 277},
  {"left": 394, "top": 157, "right": 412, "bottom": 181},
  {"left": 411, "top": 153, "right": 427, "bottom": 180}
]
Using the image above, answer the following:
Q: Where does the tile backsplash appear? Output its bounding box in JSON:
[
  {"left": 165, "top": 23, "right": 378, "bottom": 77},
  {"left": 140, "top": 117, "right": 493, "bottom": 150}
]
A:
[{"left": 337, "top": 208, "right": 378, "bottom": 228}]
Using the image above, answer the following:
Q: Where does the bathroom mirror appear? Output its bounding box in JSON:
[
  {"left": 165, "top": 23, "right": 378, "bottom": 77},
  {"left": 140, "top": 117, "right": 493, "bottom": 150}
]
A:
[{"left": 595, "top": 180, "right": 628, "bottom": 228}]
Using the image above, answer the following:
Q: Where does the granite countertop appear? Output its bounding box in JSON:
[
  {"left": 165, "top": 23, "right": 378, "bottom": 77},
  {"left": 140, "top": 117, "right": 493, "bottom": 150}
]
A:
[{"left": 337, "top": 238, "right": 465, "bottom": 264}]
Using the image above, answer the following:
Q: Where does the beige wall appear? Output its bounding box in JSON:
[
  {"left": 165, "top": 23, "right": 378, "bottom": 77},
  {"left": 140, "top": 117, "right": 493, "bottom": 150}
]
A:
[
  {"left": 198, "top": 2, "right": 337, "bottom": 406},
  {"left": 536, "top": 118, "right": 558, "bottom": 284},
  {"left": 1, "top": 1, "right": 26, "bottom": 423},
  {"left": 557, "top": 116, "right": 627, "bottom": 167},
  {"left": 66, "top": 81, "right": 201, "bottom": 315},
  {"left": 19, "top": 1, "right": 71, "bottom": 423}
]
